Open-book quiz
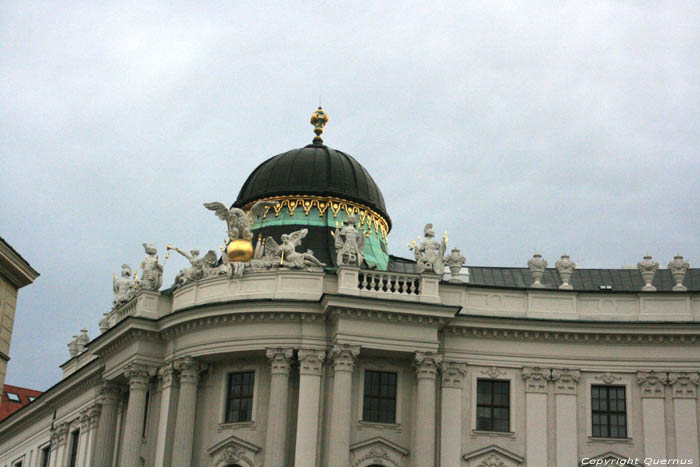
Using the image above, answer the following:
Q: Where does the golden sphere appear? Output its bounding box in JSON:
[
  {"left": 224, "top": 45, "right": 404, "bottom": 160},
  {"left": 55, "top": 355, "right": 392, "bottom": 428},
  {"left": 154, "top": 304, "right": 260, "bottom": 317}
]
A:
[{"left": 226, "top": 239, "right": 255, "bottom": 262}]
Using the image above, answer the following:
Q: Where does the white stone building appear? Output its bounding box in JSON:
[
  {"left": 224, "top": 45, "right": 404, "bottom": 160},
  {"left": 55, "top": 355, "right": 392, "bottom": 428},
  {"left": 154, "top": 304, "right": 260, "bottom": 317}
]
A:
[{"left": 0, "top": 112, "right": 698, "bottom": 467}]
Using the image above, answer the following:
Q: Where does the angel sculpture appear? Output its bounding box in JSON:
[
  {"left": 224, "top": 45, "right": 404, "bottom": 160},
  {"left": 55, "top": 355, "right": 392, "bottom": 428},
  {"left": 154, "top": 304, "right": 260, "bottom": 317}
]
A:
[
  {"left": 113, "top": 264, "right": 136, "bottom": 308},
  {"left": 139, "top": 243, "right": 163, "bottom": 291},
  {"left": 409, "top": 223, "right": 447, "bottom": 274},
  {"left": 171, "top": 248, "right": 205, "bottom": 285},
  {"left": 334, "top": 215, "right": 365, "bottom": 267},
  {"left": 265, "top": 228, "right": 326, "bottom": 269},
  {"left": 203, "top": 201, "right": 276, "bottom": 241}
]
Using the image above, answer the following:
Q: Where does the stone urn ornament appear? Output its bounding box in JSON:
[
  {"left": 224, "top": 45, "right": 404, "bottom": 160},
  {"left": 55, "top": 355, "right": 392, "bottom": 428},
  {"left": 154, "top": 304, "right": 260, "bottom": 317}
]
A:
[
  {"left": 527, "top": 253, "right": 547, "bottom": 288},
  {"left": 668, "top": 254, "right": 689, "bottom": 291},
  {"left": 555, "top": 254, "right": 576, "bottom": 290},
  {"left": 67, "top": 335, "right": 79, "bottom": 358},
  {"left": 444, "top": 248, "right": 466, "bottom": 282},
  {"left": 637, "top": 255, "right": 659, "bottom": 291}
]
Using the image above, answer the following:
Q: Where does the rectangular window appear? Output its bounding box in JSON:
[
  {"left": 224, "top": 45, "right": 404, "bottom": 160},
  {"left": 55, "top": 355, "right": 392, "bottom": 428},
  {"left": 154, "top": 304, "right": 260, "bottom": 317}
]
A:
[
  {"left": 225, "top": 371, "right": 255, "bottom": 423},
  {"left": 68, "top": 430, "right": 80, "bottom": 467},
  {"left": 41, "top": 446, "right": 50, "bottom": 467},
  {"left": 363, "top": 370, "right": 397, "bottom": 424},
  {"left": 476, "top": 379, "right": 510, "bottom": 432},
  {"left": 592, "top": 385, "right": 627, "bottom": 438}
]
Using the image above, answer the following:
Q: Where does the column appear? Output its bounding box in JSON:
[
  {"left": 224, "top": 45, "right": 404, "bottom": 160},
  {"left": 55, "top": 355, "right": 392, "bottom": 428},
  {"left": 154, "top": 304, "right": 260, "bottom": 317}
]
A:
[
  {"left": 439, "top": 361, "right": 466, "bottom": 467},
  {"left": 76, "top": 407, "right": 96, "bottom": 467},
  {"left": 84, "top": 405, "right": 101, "bottom": 467},
  {"left": 172, "top": 356, "right": 203, "bottom": 467},
  {"left": 669, "top": 372, "right": 699, "bottom": 462},
  {"left": 327, "top": 344, "right": 360, "bottom": 467},
  {"left": 294, "top": 349, "right": 325, "bottom": 467},
  {"left": 120, "top": 363, "right": 151, "bottom": 467},
  {"left": 92, "top": 382, "right": 121, "bottom": 467},
  {"left": 49, "top": 423, "right": 68, "bottom": 467},
  {"left": 154, "top": 363, "right": 180, "bottom": 467},
  {"left": 638, "top": 371, "right": 668, "bottom": 460},
  {"left": 551, "top": 369, "right": 580, "bottom": 467},
  {"left": 263, "top": 348, "right": 294, "bottom": 467},
  {"left": 522, "top": 367, "right": 550, "bottom": 467},
  {"left": 414, "top": 352, "right": 442, "bottom": 467}
]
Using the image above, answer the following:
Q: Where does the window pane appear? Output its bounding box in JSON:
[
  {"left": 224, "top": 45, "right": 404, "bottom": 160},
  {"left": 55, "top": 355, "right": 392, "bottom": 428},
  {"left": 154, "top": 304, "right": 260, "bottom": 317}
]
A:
[
  {"left": 363, "top": 371, "right": 397, "bottom": 423},
  {"left": 226, "top": 371, "right": 254, "bottom": 423}
]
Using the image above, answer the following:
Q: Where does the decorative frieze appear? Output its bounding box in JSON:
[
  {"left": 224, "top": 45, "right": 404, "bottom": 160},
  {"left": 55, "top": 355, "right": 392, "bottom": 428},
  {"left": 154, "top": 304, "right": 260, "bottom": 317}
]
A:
[
  {"left": 440, "top": 361, "right": 467, "bottom": 388},
  {"left": 668, "top": 372, "right": 699, "bottom": 398},
  {"left": 551, "top": 368, "right": 580, "bottom": 395},
  {"left": 522, "top": 367, "right": 551, "bottom": 393},
  {"left": 594, "top": 373, "right": 622, "bottom": 385},
  {"left": 637, "top": 371, "right": 668, "bottom": 397},
  {"left": 298, "top": 349, "right": 325, "bottom": 376},
  {"left": 415, "top": 352, "right": 442, "bottom": 380},
  {"left": 330, "top": 344, "right": 360, "bottom": 373},
  {"left": 481, "top": 366, "right": 507, "bottom": 379}
]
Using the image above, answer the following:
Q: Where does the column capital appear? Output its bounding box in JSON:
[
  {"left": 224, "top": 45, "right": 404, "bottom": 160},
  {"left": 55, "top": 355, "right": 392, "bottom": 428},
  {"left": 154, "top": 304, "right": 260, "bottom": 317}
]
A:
[
  {"left": 99, "top": 380, "right": 123, "bottom": 406},
  {"left": 87, "top": 404, "right": 102, "bottom": 430},
  {"left": 51, "top": 422, "right": 69, "bottom": 447},
  {"left": 668, "top": 372, "right": 699, "bottom": 399},
  {"left": 174, "top": 356, "right": 204, "bottom": 385},
  {"left": 266, "top": 347, "right": 294, "bottom": 375},
  {"left": 415, "top": 352, "right": 442, "bottom": 380},
  {"left": 298, "top": 349, "right": 326, "bottom": 376},
  {"left": 80, "top": 408, "right": 92, "bottom": 430},
  {"left": 330, "top": 344, "right": 360, "bottom": 373},
  {"left": 551, "top": 368, "right": 580, "bottom": 395},
  {"left": 124, "top": 362, "right": 151, "bottom": 391},
  {"left": 522, "top": 367, "right": 551, "bottom": 393},
  {"left": 440, "top": 361, "right": 467, "bottom": 388},
  {"left": 637, "top": 371, "right": 668, "bottom": 398},
  {"left": 158, "top": 363, "right": 179, "bottom": 388}
]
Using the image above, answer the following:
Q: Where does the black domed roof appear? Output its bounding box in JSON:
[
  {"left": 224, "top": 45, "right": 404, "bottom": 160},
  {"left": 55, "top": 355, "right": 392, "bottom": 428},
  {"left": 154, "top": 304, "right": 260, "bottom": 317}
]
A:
[{"left": 234, "top": 142, "right": 391, "bottom": 228}]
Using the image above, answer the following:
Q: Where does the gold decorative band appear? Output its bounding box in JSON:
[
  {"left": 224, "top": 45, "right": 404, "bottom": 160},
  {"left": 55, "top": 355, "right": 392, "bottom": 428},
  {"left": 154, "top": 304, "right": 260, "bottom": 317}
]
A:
[{"left": 244, "top": 195, "right": 390, "bottom": 239}]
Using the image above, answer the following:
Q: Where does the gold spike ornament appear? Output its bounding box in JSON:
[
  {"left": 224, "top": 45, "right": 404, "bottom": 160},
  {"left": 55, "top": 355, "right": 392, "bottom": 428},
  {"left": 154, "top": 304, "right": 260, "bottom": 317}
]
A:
[{"left": 310, "top": 107, "right": 329, "bottom": 144}]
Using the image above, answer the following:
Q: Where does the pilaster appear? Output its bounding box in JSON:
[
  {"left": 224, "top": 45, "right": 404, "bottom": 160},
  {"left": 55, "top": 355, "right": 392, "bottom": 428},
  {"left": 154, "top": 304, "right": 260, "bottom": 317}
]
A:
[
  {"left": 172, "top": 356, "right": 203, "bottom": 467},
  {"left": 668, "top": 372, "right": 700, "bottom": 462},
  {"left": 328, "top": 344, "right": 360, "bottom": 467},
  {"left": 121, "top": 363, "right": 151, "bottom": 467},
  {"left": 440, "top": 361, "right": 466, "bottom": 467},
  {"left": 637, "top": 371, "right": 668, "bottom": 460},
  {"left": 294, "top": 349, "right": 326, "bottom": 467},
  {"left": 264, "top": 348, "right": 294, "bottom": 467},
  {"left": 522, "top": 367, "right": 551, "bottom": 467},
  {"left": 93, "top": 381, "right": 122, "bottom": 467},
  {"left": 551, "top": 369, "right": 580, "bottom": 467},
  {"left": 414, "top": 352, "right": 442, "bottom": 467},
  {"left": 154, "top": 363, "right": 180, "bottom": 467}
]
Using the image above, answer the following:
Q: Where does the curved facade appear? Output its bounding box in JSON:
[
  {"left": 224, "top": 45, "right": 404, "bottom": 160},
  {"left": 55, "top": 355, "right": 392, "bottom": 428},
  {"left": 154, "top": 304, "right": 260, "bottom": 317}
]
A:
[{"left": 1, "top": 128, "right": 699, "bottom": 467}]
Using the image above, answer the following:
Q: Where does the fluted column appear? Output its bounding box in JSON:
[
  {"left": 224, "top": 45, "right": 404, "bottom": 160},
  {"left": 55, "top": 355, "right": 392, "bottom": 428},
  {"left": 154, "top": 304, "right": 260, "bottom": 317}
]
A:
[
  {"left": 154, "top": 363, "right": 180, "bottom": 467},
  {"left": 637, "top": 371, "right": 668, "bottom": 460},
  {"left": 172, "top": 356, "right": 203, "bottom": 467},
  {"left": 669, "top": 372, "right": 699, "bottom": 463},
  {"left": 551, "top": 369, "right": 580, "bottom": 467},
  {"left": 264, "top": 348, "right": 294, "bottom": 467},
  {"left": 522, "top": 367, "right": 551, "bottom": 467},
  {"left": 414, "top": 352, "right": 442, "bottom": 467},
  {"left": 83, "top": 405, "right": 101, "bottom": 467},
  {"left": 49, "top": 423, "right": 68, "bottom": 467},
  {"left": 440, "top": 361, "right": 466, "bottom": 467},
  {"left": 294, "top": 349, "right": 325, "bottom": 467},
  {"left": 328, "top": 344, "right": 360, "bottom": 467},
  {"left": 120, "top": 363, "right": 151, "bottom": 467},
  {"left": 92, "top": 382, "right": 122, "bottom": 467}
]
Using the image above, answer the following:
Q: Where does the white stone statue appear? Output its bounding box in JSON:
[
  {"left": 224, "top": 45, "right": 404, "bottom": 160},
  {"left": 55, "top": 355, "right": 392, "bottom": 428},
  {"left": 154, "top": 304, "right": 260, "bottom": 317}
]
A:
[
  {"left": 409, "top": 224, "right": 447, "bottom": 274},
  {"left": 139, "top": 243, "right": 163, "bottom": 291},
  {"left": 172, "top": 248, "right": 205, "bottom": 285},
  {"left": 668, "top": 254, "right": 689, "bottom": 291},
  {"left": 203, "top": 201, "right": 276, "bottom": 241},
  {"left": 527, "top": 254, "right": 547, "bottom": 288},
  {"left": 333, "top": 215, "right": 365, "bottom": 267},
  {"left": 112, "top": 264, "right": 136, "bottom": 308},
  {"left": 202, "top": 250, "right": 233, "bottom": 278},
  {"left": 265, "top": 228, "right": 326, "bottom": 269},
  {"left": 637, "top": 255, "right": 658, "bottom": 291}
]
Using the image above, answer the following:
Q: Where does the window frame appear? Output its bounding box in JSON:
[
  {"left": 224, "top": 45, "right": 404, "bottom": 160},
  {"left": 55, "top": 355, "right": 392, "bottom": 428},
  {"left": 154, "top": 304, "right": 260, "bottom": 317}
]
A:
[
  {"left": 361, "top": 369, "right": 398, "bottom": 424},
  {"left": 6, "top": 392, "right": 20, "bottom": 402},
  {"left": 585, "top": 375, "right": 632, "bottom": 440},
  {"left": 357, "top": 361, "right": 404, "bottom": 427},
  {"left": 591, "top": 384, "right": 627, "bottom": 438},
  {"left": 470, "top": 367, "right": 517, "bottom": 436},
  {"left": 220, "top": 368, "right": 258, "bottom": 425},
  {"left": 68, "top": 429, "right": 80, "bottom": 467},
  {"left": 40, "top": 444, "right": 51, "bottom": 467},
  {"left": 475, "top": 379, "right": 511, "bottom": 432}
]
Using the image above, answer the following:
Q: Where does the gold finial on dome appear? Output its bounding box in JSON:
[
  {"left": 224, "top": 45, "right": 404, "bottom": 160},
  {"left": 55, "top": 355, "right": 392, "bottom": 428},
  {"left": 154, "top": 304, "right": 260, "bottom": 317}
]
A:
[{"left": 310, "top": 107, "right": 329, "bottom": 144}]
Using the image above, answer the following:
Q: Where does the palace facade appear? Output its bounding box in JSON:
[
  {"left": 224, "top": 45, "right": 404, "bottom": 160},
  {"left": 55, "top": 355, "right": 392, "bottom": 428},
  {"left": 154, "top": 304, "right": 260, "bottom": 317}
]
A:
[{"left": 0, "top": 111, "right": 698, "bottom": 467}]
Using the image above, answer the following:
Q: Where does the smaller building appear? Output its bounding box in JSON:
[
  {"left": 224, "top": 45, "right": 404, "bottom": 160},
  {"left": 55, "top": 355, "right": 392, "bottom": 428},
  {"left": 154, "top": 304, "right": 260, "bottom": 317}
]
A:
[{"left": 0, "top": 384, "right": 42, "bottom": 421}]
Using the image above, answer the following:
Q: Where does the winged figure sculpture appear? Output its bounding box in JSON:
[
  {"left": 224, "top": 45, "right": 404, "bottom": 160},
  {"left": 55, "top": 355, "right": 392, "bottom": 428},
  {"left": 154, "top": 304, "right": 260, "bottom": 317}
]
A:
[
  {"left": 264, "top": 228, "right": 326, "bottom": 269},
  {"left": 203, "top": 200, "right": 276, "bottom": 241}
]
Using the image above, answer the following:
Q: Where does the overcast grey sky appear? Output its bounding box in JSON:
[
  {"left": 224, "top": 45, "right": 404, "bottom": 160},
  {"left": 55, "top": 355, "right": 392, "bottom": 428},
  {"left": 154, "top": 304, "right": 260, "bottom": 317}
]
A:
[{"left": 2, "top": 1, "right": 699, "bottom": 390}]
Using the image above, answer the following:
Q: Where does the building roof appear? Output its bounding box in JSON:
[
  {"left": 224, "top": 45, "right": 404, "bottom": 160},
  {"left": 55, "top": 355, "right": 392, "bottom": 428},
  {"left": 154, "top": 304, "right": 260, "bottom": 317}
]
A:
[
  {"left": 234, "top": 142, "right": 391, "bottom": 228},
  {"left": 0, "top": 237, "right": 39, "bottom": 288},
  {"left": 0, "top": 384, "right": 42, "bottom": 421}
]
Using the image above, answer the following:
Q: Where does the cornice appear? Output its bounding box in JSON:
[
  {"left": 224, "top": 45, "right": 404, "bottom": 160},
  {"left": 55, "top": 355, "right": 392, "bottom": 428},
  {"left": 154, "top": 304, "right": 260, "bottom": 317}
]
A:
[{"left": 94, "top": 326, "right": 164, "bottom": 359}]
